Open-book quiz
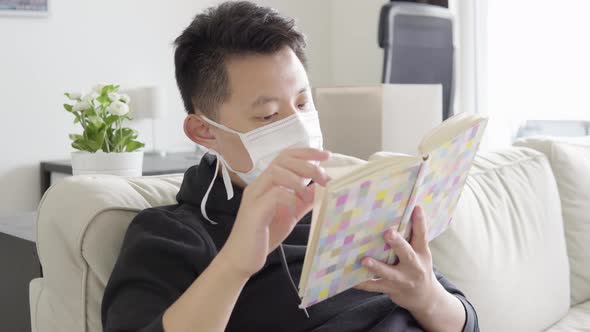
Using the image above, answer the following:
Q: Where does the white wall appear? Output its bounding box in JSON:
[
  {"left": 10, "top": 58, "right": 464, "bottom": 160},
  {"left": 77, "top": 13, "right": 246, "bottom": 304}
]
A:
[
  {"left": 0, "top": 0, "right": 384, "bottom": 214},
  {"left": 0, "top": 0, "right": 209, "bottom": 214},
  {"left": 329, "top": 0, "right": 384, "bottom": 87},
  {"left": 486, "top": 0, "right": 590, "bottom": 146}
]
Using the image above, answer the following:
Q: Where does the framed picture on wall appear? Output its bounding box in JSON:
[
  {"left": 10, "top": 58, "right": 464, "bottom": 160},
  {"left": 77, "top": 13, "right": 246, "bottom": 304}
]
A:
[{"left": 0, "top": 0, "right": 48, "bottom": 16}]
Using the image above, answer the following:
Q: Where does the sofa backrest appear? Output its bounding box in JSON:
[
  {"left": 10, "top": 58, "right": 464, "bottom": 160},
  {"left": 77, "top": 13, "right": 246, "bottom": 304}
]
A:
[
  {"left": 515, "top": 136, "right": 590, "bottom": 306},
  {"left": 32, "top": 149, "right": 572, "bottom": 332},
  {"left": 430, "top": 147, "right": 570, "bottom": 332},
  {"left": 33, "top": 175, "right": 183, "bottom": 332},
  {"left": 31, "top": 153, "right": 366, "bottom": 332}
]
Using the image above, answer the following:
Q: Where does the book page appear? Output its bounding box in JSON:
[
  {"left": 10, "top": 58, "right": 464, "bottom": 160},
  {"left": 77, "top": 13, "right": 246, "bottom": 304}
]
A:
[
  {"left": 415, "top": 119, "right": 487, "bottom": 241},
  {"left": 329, "top": 155, "right": 422, "bottom": 192},
  {"left": 418, "top": 113, "right": 486, "bottom": 156}
]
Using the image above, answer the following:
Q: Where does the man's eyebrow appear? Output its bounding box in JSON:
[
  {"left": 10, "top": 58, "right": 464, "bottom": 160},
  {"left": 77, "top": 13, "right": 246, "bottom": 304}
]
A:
[
  {"left": 251, "top": 86, "right": 310, "bottom": 108},
  {"left": 251, "top": 95, "right": 279, "bottom": 108}
]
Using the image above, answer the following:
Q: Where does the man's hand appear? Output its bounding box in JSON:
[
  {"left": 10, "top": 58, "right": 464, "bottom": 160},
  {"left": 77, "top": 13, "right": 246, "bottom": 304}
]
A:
[
  {"left": 355, "top": 206, "right": 440, "bottom": 313},
  {"left": 355, "top": 206, "right": 466, "bottom": 332},
  {"left": 219, "top": 148, "right": 331, "bottom": 279}
]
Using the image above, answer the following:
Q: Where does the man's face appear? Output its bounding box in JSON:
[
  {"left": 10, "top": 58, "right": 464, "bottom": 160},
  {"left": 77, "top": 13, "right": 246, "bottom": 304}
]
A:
[{"left": 185, "top": 46, "right": 314, "bottom": 176}]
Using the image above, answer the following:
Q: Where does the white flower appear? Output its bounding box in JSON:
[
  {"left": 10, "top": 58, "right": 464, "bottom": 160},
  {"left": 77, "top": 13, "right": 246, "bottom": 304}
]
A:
[
  {"left": 72, "top": 101, "right": 90, "bottom": 112},
  {"left": 120, "top": 93, "right": 130, "bottom": 103},
  {"left": 67, "top": 92, "right": 81, "bottom": 100},
  {"left": 82, "top": 92, "right": 99, "bottom": 102},
  {"left": 107, "top": 101, "right": 129, "bottom": 116},
  {"left": 92, "top": 84, "right": 106, "bottom": 94},
  {"left": 108, "top": 92, "right": 121, "bottom": 102}
]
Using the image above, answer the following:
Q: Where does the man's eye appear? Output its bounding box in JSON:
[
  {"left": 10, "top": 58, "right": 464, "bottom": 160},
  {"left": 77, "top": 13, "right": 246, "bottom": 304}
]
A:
[
  {"left": 262, "top": 112, "right": 278, "bottom": 121},
  {"left": 298, "top": 102, "right": 308, "bottom": 110}
]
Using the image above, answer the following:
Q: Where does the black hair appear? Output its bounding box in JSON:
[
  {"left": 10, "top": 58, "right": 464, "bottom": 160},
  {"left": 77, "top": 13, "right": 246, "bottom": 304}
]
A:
[{"left": 174, "top": 1, "right": 307, "bottom": 116}]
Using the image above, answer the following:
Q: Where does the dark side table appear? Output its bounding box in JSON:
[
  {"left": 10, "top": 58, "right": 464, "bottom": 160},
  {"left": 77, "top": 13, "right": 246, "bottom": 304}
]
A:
[
  {"left": 40, "top": 151, "right": 202, "bottom": 196},
  {"left": 0, "top": 212, "right": 39, "bottom": 332}
]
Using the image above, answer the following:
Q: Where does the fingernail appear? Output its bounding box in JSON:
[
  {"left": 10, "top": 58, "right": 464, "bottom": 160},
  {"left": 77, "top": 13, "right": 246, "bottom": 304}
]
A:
[
  {"left": 363, "top": 258, "right": 373, "bottom": 267},
  {"left": 388, "top": 230, "right": 397, "bottom": 242},
  {"left": 416, "top": 206, "right": 424, "bottom": 218}
]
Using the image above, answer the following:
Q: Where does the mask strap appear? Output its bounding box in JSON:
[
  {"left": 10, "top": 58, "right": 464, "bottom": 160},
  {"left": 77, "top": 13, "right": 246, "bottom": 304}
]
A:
[
  {"left": 200, "top": 151, "right": 235, "bottom": 225},
  {"left": 216, "top": 153, "right": 235, "bottom": 200},
  {"left": 201, "top": 115, "right": 242, "bottom": 136},
  {"left": 200, "top": 156, "right": 219, "bottom": 225}
]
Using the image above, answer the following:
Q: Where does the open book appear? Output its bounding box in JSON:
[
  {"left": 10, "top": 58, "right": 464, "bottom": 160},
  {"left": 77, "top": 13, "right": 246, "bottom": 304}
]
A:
[{"left": 298, "top": 112, "right": 488, "bottom": 308}]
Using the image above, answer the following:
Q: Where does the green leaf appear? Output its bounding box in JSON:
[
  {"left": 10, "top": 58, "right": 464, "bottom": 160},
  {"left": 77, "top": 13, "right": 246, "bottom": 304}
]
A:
[
  {"left": 93, "top": 127, "right": 107, "bottom": 150},
  {"left": 102, "top": 84, "right": 119, "bottom": 95},
  {"left": 86, "top": 115, "right": 104, "bottom": 128},
  {"left": 85, "top": 106, "right": 97, "bottom": 117},
  {"left": 71, "top": 141, "right": 83, "bottom": 151},
  {"left": 96, "top": 94, "right": 110, "bottom": 105},
  {"left": 71, "top": 137, "right": 97, "bottom": 152},
  {"left": 105, "top": 114, "right": 120, "bottom": 127},
  {"left": 63, "top": 104, "right": 73, "bottom": 112},
  {"left": 69, "top": 133, "right": 83, "bottom": 141},
  {"left": 125, "top": 140, "right": 145, "bottom": 152}
]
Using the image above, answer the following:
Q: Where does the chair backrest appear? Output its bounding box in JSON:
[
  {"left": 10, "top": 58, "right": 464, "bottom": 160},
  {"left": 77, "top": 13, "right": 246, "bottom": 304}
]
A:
[{"left": 378, "top": 1, "right": 455, "bottom": 120}]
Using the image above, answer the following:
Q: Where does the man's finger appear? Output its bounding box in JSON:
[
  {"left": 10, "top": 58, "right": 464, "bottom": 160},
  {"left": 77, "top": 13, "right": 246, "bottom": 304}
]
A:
[
  {"left": 361, "top": 257, "right": 403, "bottom": 283},
  {"left": 249, "top": 149, "right": 331, "bottom": 196},
  {"left": 294, "top": 184, "right": 315, "bottom": 221},
  {"left": 354, "top": 279, "right": 391, "bottom": 294},
  {"left": 409, "top": 206, "right": 429, "bottom": 253},
  {"left": 281, "top": 147, "right": 331, "bottom": 161},
  {"left": 384, "top": 229, "right": 417, "bottom": 265},
  {"left": 280, "top": 157, "right": 331, "bottom": 186},
  {"left": 259, "top": 186, "right": 296, "bottom": 223},
  {"left": 268, "top": 165, "right": 308, "bottom": 194},
  {"left": 249, "top": 164, "right": 305, "bottom": 198}
]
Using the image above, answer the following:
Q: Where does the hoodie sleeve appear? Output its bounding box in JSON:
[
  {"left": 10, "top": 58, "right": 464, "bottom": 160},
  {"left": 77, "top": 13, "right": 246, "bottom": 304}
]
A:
[
  {"left": 101, "top": 208, "right": 213, "bottom": 332},
  {"left": 435, "top": 268, "right": 479, "bottom": 332}
]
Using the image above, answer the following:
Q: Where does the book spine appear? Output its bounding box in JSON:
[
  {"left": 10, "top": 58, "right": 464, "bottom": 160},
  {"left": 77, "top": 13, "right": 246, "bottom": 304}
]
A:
[{"left": 387, "top": 159, "right": 429, "bottom": 264}]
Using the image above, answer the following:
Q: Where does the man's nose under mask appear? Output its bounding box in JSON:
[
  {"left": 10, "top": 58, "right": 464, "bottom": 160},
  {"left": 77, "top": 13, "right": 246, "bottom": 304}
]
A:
[{"left": 199, "top": 110, "right": 324, "bottom": 224}]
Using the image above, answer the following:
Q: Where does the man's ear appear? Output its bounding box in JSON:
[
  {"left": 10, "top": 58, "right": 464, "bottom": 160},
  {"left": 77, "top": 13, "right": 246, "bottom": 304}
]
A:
[{"left": 184, "top": 114, "right": 216, "bottom": 149}]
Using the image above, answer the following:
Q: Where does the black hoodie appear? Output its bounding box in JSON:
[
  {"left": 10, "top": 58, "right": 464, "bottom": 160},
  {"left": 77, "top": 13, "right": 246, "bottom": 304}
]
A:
[{"left": 101, "top": 154, "right": 478, "bottom": 332}]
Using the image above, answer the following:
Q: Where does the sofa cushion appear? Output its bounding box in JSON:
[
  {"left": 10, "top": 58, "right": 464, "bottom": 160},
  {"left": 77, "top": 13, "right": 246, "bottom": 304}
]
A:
[
  {"left": 544, "top": 300, "right": 590, "bottom": 331},
  {"left": 33, "top": 174, "right": 183, "bottom": 332},
  {"left": 515, "top": 137, "right": 590, "bottom": 305},
  {"left": 430, "top": 147, "right": 571, "bottom": 332},
  {"left": 31, "top": 153, "right": 363, "bottom": 332}
]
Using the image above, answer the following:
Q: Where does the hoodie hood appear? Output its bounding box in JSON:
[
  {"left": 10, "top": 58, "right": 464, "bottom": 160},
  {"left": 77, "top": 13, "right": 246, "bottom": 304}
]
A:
[{"left": 176, "top": 153, "right": 243, "bottom": 221}]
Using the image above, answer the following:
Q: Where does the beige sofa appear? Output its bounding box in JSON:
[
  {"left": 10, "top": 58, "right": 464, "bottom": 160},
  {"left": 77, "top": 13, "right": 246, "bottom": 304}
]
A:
[{"left": 30, "top": 137, "right": 590, "bottom": 331}]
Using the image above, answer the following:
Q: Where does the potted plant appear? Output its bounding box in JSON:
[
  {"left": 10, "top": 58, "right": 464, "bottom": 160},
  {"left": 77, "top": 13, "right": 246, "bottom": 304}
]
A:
[{"left": 63, "top": 84, "right": 145, "bottom": 176}]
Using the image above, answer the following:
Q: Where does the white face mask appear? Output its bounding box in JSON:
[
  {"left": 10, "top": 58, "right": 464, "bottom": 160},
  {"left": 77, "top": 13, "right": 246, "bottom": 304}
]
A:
[{"left": 199, "top": 110, "right": 324, "bottom": 224}]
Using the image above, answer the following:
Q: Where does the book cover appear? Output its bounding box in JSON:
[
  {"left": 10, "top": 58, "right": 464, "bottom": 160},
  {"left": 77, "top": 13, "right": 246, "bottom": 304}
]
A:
[{"left": 298, "top": 115, "right": 487, "bottom": 308}]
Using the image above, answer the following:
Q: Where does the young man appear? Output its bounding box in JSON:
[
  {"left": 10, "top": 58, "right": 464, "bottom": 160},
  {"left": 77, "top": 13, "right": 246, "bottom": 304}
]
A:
[{"left": 101, "top": 2, "right": 478, "bottom": 331}]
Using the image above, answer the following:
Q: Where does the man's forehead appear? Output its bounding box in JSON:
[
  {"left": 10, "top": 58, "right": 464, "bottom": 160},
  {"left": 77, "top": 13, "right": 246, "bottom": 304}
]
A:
[{"left": 225, "top": 48, "right": 309, "bottom": 100}]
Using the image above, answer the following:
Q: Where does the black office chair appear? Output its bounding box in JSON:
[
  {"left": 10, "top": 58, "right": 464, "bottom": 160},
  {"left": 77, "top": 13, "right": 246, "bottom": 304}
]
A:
[{"left": 378, "top": 1, "right": 455, "bottom": 120}]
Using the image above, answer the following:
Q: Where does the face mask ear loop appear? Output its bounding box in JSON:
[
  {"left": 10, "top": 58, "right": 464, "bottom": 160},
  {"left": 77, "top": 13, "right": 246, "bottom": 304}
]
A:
[
  {"left": 217, "top": 153, "right": 235, "bottom": 200},
  {"left": 200, "top": 155, "right": 220, "bottom": 225}
]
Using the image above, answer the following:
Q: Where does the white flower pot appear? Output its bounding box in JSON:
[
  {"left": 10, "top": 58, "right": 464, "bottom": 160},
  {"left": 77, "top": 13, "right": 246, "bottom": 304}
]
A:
[{"left": 71, "top": 151, "right": 143, "bottom": 177}]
